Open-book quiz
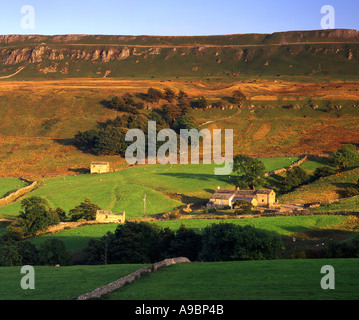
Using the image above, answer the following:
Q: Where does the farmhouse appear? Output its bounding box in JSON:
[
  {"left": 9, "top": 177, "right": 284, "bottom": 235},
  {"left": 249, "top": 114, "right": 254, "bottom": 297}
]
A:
[
  {"left": 90, "top": 162, "right": 110, "bottom": 174},
  {"left": 96, "top": 210, "right": 126, "bottom": 223},
  {"left": 206, "top": 187, "right": 276, "bottom": 210}
]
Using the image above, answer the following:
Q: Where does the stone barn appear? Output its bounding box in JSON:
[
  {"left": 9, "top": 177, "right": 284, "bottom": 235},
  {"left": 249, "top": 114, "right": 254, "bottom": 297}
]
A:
[
  {"left": 207, "top": 187, "right": 276, "bottom": 210},
  {"left": 90, "top": 162, "right": 110, "bottom": 174},
  {"left": 96, "top": 210, "right": 126, "bottom": 223}
]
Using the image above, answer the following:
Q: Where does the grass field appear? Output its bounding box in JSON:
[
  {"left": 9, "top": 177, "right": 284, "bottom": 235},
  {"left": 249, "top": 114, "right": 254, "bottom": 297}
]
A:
[
  {"left": 0, "top": 178, "right": 27, "bottom": 198},
  {"left": 279, "top": 166, "right": 359, "bottom": 204},
  {"left": 0, "top": 77, "right": 359, "bottom": 176},
  {"left": 0, "top": 157, "right": 300, "bottom": 220},
  {"left": 0, "top": 264, "right": 148, "bottom": 300},
  {"left": 29, "top": 215, "right": 349, "bottom": 251},
  {"left": 1, "top": 259, "right": 358, "bottom": 300},
  {"left": 315, "top": 197, "right": 359, "bottom": 213},
  {"left": 105, "top": 259, "right": 359, "bottom": 300}
]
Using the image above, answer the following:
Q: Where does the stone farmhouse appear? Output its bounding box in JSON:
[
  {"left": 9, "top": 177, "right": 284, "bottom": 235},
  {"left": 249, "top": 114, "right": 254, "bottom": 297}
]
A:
[
  {"left": 96, "top": 210, "right": 126, "bottom": 223},
  {"left": 207, "top": 187, "right": 276, "bottom": 210},
  {"left": 90, "top": 162, "right": 110, "bottom": 174}
]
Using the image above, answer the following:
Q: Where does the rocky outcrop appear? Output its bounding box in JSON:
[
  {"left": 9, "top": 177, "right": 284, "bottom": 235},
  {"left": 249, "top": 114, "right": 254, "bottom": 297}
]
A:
[{"left": 2, "top": 46, "right": 135, "bottom": 65}]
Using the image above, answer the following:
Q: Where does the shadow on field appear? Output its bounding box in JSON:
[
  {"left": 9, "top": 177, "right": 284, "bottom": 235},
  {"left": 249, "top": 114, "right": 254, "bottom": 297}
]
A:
[
  {"left": 54, "top": 138, "right": 76, "bottom": 146},
  {"left": 156, "top": 172, "right": 237, "bottom": 185},
  {"left": 68, "top": 168, "right": 90, "bottom": 174}
]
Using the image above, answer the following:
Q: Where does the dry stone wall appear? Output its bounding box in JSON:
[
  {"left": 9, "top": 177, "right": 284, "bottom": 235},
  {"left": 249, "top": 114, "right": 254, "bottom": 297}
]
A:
[
  {"left": 76, "top": 257, "right": 191, "bottom": 300},
  {"left": 265, "top": 156, "right": 308, "bottom": 177},
  {"left": 0, "top": 179, "right": 37, "bottom": 206}
]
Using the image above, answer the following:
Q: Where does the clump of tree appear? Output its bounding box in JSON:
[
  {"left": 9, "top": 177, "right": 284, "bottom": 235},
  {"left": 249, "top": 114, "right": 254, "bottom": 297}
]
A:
[
  {"left": 163, "top": 87, "right": 176, "bottom": 103},
  {"left": 0, "top": 236, "right": 71, "bottom": 267},
  {"left": 74, "top": 124, "right": 128, "bottom": 156},
  {"left": 231, "top": 90, "right": 246, "bottom": 106},
  {"left": 331, "top": 144, "right": 359, "bottom": 169},
  {"left": 232, "top": 154, "right": 266, "bottom": 190},
  {"left": 109, "top": 92, "right": 144, "bottom": 114},
  {"left": 190, "top": 96, "right": 208, "bottom": 109},
  {"left": 146, "top": 88, "right": 164, "bottom": 103},
  {"left": 7, "top": 197, "right": 62, "bottom": 239},
  {"left": 82, "top": 221, "right": 284, "bottom": 265},
  {"left": 69, "top": 198, "right": 101, "bottom": 222},
  {"left": 177, "top": 90, "right": 190, "bottom": 109},
  {"left": 343, "top": 178, "right": 359, "bottom": 197},
  {"left": 0, "top": 238, "right": 39, "bottom": 266},
  {"left": 233, "top": 200, "right": 253, "bottom": 215},
  {"left": 38, "top": 238, "right": 71, "bottom": 266},
  {"left": 281, "top": 166, "right": 309, "bottom": 192},
  {"left": 199, "top": 223, "right": 284, "bottom": 262},
  {"left": 313, "top": 166, "right": 337, "bottom": 179}
]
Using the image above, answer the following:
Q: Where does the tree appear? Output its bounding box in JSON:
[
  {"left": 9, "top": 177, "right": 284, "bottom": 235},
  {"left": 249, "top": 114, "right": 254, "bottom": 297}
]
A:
[
  {"left": 167, "top": 224, "right": 202, "bottom": 261},
  {"left": 109, "top": 93, "right": 135, "bottom": 111},
  {"left": 233, "top": 154, "right": 266, "bottom": 190},
  {"left": 92, "top": 125, "right": 128, "bottom": 156},
  {"left": 161, "top": 104, "right": 183, "bottom": 124},
  {"left": 112, "top": 114, "right": 148, "bottom": 131},
  {"left": 69, "top": 199, "right": 101, "bottom": 222},
  {"left": 344, "top": 187, "right": 359, "bottom": 197},
  {"left": 199, "top": 223, "right": 283, "bottom": 262},
  {"left": 110, "top": 222, "right": 163, "bottom": 263},
  {"left": 233, "top": 200, "right": 253, "bottom": 215},
  {"left": 55, "top": 207, "right": 67, "bottom": 222},
  {"left": 313, "top": 166, "right": 337, "bottom": 179},
  {"left": 146, "top": 88, "right": 163, "bottom": 103},
  {"left": 172, "top": 115, "right": 199, "bottom": 133},
  {"left": 39, "top": 239, "right": 71, "bottom": 266},
  {"left": 122, "top": 92, "right": 135, "bottom": 106},
  {"left": 191, "top": 96, "right": 208, "bottom": 109},
  {"left": 85, "top": 232, "right": 116, "bottom": 265},
  {"left": 281, "top": 166, "right": 309, "bottom": 192},
  {"left": 331, "top": 144, "right": 359, "bottom": 169},
  {"left": 0, "top": 240, "right": 22, "bottom": 266},
  {"left": 109, "top": 96, "right": 126, "bottom": 110},
  {"left": 74, "top": 129, "right": 100, "bottom": 152},
  {"left": 17, "top": 240, "right": 39, "bottom": 265},
  {"left": 163, "top": 87, "right": 176, "bottom": 103},
  {"left": 177, "top": 90, "right": 189, "bottom": 108},
  {"left": 231, "top": 90, "right": 246, "bottom": 106},
  {"left": 10, "top": 197, "right": 60, "bottom": 237}
]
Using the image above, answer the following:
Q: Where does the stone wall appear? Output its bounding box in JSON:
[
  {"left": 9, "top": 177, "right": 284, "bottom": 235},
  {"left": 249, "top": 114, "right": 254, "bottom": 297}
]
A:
[
  {"left": 76, "top": 257, "right": 191, "bottom": 300},
  {"left": 0, "top": 179, "right": 37, "bottom": 207},
  {"left": 265, "top": 156, "right": 308, "bottom": 177}
]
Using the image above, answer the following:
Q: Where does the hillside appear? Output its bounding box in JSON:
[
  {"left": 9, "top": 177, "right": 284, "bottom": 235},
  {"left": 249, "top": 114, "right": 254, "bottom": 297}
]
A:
[
  {"left": 1, "top": 29, "right": 359, "bottom": 80},
  {"left": 2, "top": 259, "right": 358, "bottom": 300},
  {"left": 0, "top": 77, "right": 359, "bottom": 176},
  {"left": 0, "top": 29, "right": 358, "bottom": 176}
]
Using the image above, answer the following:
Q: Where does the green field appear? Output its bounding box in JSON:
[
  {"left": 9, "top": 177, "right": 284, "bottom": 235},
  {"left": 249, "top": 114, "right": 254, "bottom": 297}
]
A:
[
  {"left": 106, "top": 259, "right": 359, "bottom": 300},
  {"left": 0, "top": 264, "right": 147, "bottom": 300},
  {"left": 279, "top": 166, "right": 359, "bottom": 204},
  {"left": 1, "top": 259, "right": 358, "bottom": 300},
  {"left": 0, "top": 157, "right": 300, "bottom": 220},
  {"left": 29, "top": 215, "right": 349, "bottom": 251},
  {"left": 315, "top": 197, "right": 359, "bottom": 213},
  {"left": 0, "top": 178, "right": 27, "bottom": 199}
]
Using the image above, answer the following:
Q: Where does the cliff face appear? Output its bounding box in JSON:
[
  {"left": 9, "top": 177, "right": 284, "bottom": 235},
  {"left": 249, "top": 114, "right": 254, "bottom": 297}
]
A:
[
  {"left": 2, "top": 46, "right": 145, "bottom": 65},
  {"left": 0, "top": 29, "right": 358, "bottom": 79}
]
